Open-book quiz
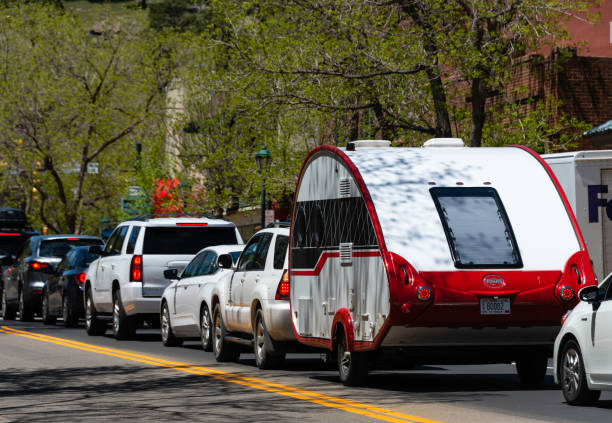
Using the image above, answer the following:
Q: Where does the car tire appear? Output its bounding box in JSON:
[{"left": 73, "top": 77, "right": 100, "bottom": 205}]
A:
[
  {"left": 337, "top": 329, "right": 368, "bottom": 386},
  {"left": 212, "top": 304, "right": 240, "bottom": 362},
  {"left": 516, "top": 355, "right": 548, "bottom": 386},
  {"left": 112, "top": 290, "right": 136, "bottom": 340},
  {"left": 1, "top": 286, "right": 16, "bottom": 320},
  {"left": 561, "top": 340, "right": 601, "bottom": 405},
  {"left": 160, "top": 301, "right": 182, "bottom": 347},
  {"left": 200, "top": 304, "right": 213, "bottom": 352},
  {"left": 253, "top": 308, "right": 285, "bottom": 370},
  {"left": 62, "top": 294, "right": 78, "bottom": 327},
  {"left": 17, "top": 287, "right": 33, "bottom": 322},
  {"left": 41, "top": 290, "right": 56, "bottom": 325},
  {"left": 84, "top": 288, "right": 106, "bottom": 336}
]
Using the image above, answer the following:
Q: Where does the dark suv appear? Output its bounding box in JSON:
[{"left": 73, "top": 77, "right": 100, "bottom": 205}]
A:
[{"left": 2, "top": 235, "right": 103, "bottom": 321}]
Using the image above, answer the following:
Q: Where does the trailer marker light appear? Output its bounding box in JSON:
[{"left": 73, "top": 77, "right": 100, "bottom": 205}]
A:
[
  {"left": 428, "top": 181, "right": 436, "bottom": 185},
  {"left": 560, "top": 286, "right": 575, "bottom": 301},
  {"left": 401, "top": 303, "right": 412, "bottom": 314},
  {"left": 417, "top": 286, "right": 432, "bottom": 301},
  {"left": 483, "top": 181, "right": 491, "bottom": 185},
  {"left": 456, "top": 182, "right": 464, "bottom": 185}
]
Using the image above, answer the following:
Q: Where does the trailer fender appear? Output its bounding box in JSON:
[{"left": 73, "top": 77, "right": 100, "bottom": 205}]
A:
[{"left": 331, "top": 308, "right": 355, "bottom": 352}]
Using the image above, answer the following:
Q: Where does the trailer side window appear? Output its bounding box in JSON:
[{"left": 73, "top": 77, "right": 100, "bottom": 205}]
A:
[
  {"left": 430, "top": 187, "right": 522, "bottom": 269},
  {"left": 311, "top": 206, "right": 324, "bottom": 247}
]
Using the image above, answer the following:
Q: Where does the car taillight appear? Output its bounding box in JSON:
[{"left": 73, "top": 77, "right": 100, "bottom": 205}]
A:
[
  {"left": 560, "top": 286, "right": 575, "bottom": 302},
  {"left": 29, "top": 261, "right": 48, "bottom": 271},
  {"left": 77, "top": 273, "right": 86, "bottom": 287},
  {"left": 130, "top": 255, "right": 143, "bottom": 282},
  {"left": 275, "top": 270, "right": 290, "bottom": 300}
]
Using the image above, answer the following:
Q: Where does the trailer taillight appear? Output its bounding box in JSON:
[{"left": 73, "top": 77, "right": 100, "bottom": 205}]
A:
[
  {"left": 130, "top": 255, "right": 143, "bottom": 282},
  {"left": 275, "top": 270, "right": 290, "bottom": 300},
  {"left": 560, "top": 286, "right": 575, "bottom": 301},
  {"left": 416, "top": 286, "right": 432, "bottom": 301}
]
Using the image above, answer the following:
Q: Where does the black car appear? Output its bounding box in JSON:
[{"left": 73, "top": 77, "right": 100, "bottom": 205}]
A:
[
  {"left": 2, "top": 235, "right": 103, "bottom": 321},
  {"left": 41, "top": 246, "right": 101, "bottom": 326},
  {"left": 0, "top": 208, "right": 37, "bottom": 317}
]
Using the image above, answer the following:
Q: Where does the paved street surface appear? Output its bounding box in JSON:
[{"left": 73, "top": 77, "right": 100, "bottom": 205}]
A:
[{"left": 1, "top": 319, "right": 611, "bottom": 423}]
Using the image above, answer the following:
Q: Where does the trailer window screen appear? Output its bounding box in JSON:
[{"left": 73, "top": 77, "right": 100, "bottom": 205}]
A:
[{"left": 430, "top": 187, "right": 522, "bottom": 268}]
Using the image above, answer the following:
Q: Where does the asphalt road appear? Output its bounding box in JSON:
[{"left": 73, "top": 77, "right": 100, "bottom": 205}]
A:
[{"left": 1, "top": 318, "right": 611, "bottom": 423}]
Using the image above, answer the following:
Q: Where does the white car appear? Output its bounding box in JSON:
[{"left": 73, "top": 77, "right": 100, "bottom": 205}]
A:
[
  {"left": 159, "top": 244, "right": 244, "bottom": 350},
  {"left": 554, "top": 273, "right": 612, "bottom": 405},
  {"left": 212, "top": 227, "right": 295, "bottom": 369},
  {"left": 84, "top": 215, "right": 242, "bottom": 340}
]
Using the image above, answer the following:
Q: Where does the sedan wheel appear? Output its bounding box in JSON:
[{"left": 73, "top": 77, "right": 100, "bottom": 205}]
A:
[
  {"left": 18, "top": 288, "right": 33, "bottom": 322},
  {"left": 41, "top": 291, "right": 56, "bottom": 325},
  {"left": 160, "top": 302, "right": 182, "bottom": 347},
  {"left": 200, "top": 305, "right": 212, "bottom": 352},
  {"left": 62, "top": 295, "right": 77, "bottom": 327},
  {"left": 1, "top": 287, "right": 16, "bottom": 320},
  {"left": 561, "top": 340, "right": 601, "bottom": 405}
]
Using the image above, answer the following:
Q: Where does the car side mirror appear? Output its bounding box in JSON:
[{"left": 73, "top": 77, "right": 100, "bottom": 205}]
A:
[
  {"left": 217, "top": 254, "right": 233, "bottom": 269},
  {"left": 579, "top": 285, "right": 600, "bottom": 304},
  {"left": 164, "top": 268, "right": 179, "bottom": 280},
  {"left": 88, "top": 245, "right": 103, "bottom": 256}
]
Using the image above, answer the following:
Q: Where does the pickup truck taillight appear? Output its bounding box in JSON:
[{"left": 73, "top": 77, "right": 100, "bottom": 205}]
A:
[
  {"left": 130, "top": 255, "right": 143, "bottom": 282},
  {"left": 275, "top": 270, "right": 290, "bottom": 300}
]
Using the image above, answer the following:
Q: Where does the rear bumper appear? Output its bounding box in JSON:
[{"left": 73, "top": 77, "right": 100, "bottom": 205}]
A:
[
  {"left": 381, "top": 325, "right": 560, "bottom": 348},
  {"left": 120, "top": 283, "right": 161, "bottom": 316},
  {"left": 263, "top": 300, "right": 296, "bottom": 341}
]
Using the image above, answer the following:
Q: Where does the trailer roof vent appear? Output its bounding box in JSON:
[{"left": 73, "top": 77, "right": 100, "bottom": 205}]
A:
[
  {"left": 346, "top": 140, "right": 391, "bottom": 150},
  {"left": 339, "top": 177, "right": 352, "bottom": 198},
  {"left": 423, "top": 138, "right": 465, "bottom": 148}
]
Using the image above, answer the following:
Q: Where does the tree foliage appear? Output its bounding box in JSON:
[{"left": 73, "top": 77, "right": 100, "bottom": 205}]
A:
[{"left": 0, "top": 4, "right": 175, "bottom": 233}]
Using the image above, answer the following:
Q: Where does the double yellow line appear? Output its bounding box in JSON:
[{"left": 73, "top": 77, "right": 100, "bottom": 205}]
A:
[{"left": 0, "top": 325, "right": 440, "bottom": 423}]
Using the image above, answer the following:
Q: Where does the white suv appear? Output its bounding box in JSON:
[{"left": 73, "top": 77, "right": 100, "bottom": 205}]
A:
[
  {"left": 84, "top": 215, "right": 242, "bottom": 339},
  {"left": 211, "top": 226, "right": 295, "bottom": 368}
]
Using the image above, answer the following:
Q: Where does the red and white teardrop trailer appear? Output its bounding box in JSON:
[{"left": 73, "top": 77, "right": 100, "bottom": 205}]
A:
[{"left": 289, "top": 139, "right": 596, "bottom": 385}]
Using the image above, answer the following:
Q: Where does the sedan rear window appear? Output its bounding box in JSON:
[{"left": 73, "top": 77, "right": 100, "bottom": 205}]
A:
[
  {"left": 39, "top": 239, "right": 102, "bottom": 258},
  {"left": 142, "top": 227, "right": 238, "bottom": 255},
  {"left": 430, "top": 187, "right": 522, "bottom": 268}
]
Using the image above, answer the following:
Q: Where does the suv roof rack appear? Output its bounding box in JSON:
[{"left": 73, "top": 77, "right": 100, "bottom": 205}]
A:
[
  {"left": 266, "top": 221, "right": 290, "bottom": 228},
  {"left": 129, "top": 213, "right": 218, "bottom": 222}
]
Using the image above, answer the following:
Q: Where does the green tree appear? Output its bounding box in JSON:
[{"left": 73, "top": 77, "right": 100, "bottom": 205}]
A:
[{"left": 0, "top": 5, "right": 175, "bottom": 233}]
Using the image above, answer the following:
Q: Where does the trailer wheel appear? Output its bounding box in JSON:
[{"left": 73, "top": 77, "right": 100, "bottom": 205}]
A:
[
  {"left": 516, "top": 354, "right": 548, "bottom": 386},
  {"left": 336, "top": 329, "right": 367, "bottom": 386}
]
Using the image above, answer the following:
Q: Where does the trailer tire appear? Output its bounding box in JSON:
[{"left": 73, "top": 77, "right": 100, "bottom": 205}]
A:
[
  {"left": 336, "top": 329, "right": 367, "bottom": 386},
  {"left": 212, "top": 304, "right": 240, "bottom": 362}
]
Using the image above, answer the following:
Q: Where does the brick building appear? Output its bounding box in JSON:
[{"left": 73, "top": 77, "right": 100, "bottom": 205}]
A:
[{"left": 490, "top": 1, "right": 612, "bottom": 150}]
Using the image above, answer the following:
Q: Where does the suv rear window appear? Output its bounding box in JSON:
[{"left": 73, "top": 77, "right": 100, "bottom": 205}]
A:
[
  {"left": 39, "top": 239, "right": 102, "bottom": 258},
  {"left": 142, "top": 227, "right": 238, "bottom": 255},
  {"left": 430, "top": 187, "right": 522, "bottom": 268}
]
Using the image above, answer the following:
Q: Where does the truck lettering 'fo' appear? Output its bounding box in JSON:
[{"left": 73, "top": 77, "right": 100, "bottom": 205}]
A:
[
  {"left": 289, "top": 139, "right": 596, "bottom": 385},
  {"left": 544, "top": 151, "right": 612, "bottom": 282}
]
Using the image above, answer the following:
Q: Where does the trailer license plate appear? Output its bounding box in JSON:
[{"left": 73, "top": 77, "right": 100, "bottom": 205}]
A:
[{"left": 480, "top": 298, "right": 511, "bottom": 315}]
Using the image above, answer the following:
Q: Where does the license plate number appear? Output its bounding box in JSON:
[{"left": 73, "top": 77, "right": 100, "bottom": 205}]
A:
[{"left": 480, "top": 298, "right": 511, "bottom": 315}]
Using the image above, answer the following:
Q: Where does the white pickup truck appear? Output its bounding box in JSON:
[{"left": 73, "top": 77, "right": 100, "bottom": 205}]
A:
[
  {"left": 211, "top": 226, "right": 296, "bottom": 369},
  {"left": 84, "top": 215, "right": 242, "bottom": 340}
]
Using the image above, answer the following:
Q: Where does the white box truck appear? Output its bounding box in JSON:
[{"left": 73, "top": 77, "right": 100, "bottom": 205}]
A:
[{"left": 544, "top": 150, "right": 612, "bottom": 281}]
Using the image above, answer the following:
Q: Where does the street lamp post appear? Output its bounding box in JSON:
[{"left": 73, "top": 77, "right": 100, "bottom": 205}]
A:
[{"left": 255, "top": 146, "right": 271, "bottom": 229}]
